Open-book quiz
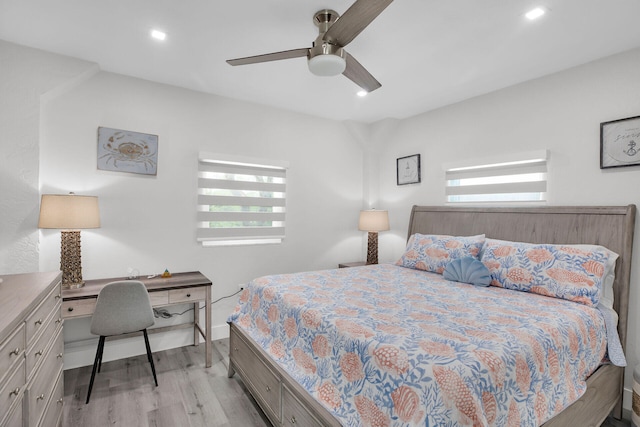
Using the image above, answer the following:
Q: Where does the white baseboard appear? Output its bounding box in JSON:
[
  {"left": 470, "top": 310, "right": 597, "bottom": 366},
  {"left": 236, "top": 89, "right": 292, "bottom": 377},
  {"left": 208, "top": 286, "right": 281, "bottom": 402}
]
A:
[{"left": 63, "top": 323, "right": 230, "bottom": 370}]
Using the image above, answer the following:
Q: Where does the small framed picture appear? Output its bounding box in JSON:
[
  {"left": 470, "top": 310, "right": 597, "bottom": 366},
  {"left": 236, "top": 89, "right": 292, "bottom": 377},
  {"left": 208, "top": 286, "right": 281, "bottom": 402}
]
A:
[
  {"left": 600, "top": 115, "right": 640, "bottom": 169},
  {"left": 97, "top": 127, "right": 158, "bottom": 175},
  {"left": 397, "top": 154, "right": 421, "bottom": 185}
]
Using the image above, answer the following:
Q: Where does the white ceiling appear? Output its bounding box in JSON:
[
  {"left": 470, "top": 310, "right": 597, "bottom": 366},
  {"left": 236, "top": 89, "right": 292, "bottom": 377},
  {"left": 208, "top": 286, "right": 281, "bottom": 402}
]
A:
[{"left": 2, "top": 0, "right": 640, "bottom": 123}]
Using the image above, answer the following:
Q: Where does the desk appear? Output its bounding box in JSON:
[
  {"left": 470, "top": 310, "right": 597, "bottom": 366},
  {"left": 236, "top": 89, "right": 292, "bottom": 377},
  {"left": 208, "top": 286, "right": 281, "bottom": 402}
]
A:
[{"left": 61, "top": 271, "right": 213, "bottom": 367}]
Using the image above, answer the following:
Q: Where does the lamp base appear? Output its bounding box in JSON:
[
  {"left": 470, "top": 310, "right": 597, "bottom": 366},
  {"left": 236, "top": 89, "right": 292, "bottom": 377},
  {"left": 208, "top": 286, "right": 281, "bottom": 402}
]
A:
[
  {"left": 62, "top": 281, "right": 85, "bottom": 290},
  {"left": 366, "top": 231, "right": 379, "bottom": 265},
  {"left": 60, "top": 230, "right": 85, "bottom": 289}
]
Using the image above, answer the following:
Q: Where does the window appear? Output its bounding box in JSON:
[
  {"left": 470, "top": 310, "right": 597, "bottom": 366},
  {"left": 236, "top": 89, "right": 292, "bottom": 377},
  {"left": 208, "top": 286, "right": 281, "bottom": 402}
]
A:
[
  {"left": 197, "top": 153, "right": 288, "bottom": 246},
  {"left": 444, "top": 150, "right": 548, "bottom": 204}
]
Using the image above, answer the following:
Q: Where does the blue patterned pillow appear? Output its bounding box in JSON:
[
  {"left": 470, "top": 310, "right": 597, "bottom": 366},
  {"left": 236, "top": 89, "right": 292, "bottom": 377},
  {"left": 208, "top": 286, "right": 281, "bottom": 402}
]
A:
[
  {"left": 396, "top": 234, "right": 485, "bottom": 274},
  {"left": 443, "top": 257, "right": 491, "bottom": 287},
  {"left": 480, "top": 238, "right": 616, "bottom": 306}
]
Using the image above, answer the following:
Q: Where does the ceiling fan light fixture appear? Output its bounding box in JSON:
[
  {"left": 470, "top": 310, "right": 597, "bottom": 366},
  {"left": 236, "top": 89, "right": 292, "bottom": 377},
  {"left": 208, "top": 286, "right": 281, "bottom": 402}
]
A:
[{"left": 308, "top": 54, "right": 346, "bottom": 76}]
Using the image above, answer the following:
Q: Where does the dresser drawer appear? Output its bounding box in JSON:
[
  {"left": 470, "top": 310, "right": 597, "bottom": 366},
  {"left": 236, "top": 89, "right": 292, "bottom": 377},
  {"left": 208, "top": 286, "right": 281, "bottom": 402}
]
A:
[
  {"left": 0, "top": 324, "right": 25, "bottom": 386},
  {"left": 26, "top": 285, "right": 61, "bottom": 345},
  {"left": 169, "top": 288, "right": 206, "bottom": 304},
  {"left": 62, "top": 298, "right": 96, "bottom": 319},
  {"left": 283, "top": 385, "right": 323, "bottom": 427},
  {"left": 27, "top": 328, "right": 63, "bottom": 427},
  {"left": 26, "top": 310, "right": 62, "bottom": 379},
  {"left": 38, "top": 370, "right": 63, "bottom": 427},
  {"left": 0, "top": 359, "right": 24, "bottom": 421},
  {"left": 231, "top": 329, "right": 281, "bottom": 422},
  {"left": 1, "top": 394, "right": 23, "bottom": 427}
]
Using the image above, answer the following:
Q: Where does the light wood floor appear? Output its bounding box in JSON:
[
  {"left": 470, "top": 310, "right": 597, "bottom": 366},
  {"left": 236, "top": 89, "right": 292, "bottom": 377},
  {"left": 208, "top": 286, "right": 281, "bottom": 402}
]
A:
[
  {"left": 63, "top": 339, "right": 630, "bottom": 427},
  {"left": 63, "top": 339, "right": 271, "bottom": 427}
]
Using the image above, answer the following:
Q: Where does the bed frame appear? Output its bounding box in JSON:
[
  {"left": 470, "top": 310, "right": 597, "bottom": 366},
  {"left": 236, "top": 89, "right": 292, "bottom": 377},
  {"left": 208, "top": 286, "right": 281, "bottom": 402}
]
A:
[{"left": 229, "top": 205, "right": 636, "bottom": 426}]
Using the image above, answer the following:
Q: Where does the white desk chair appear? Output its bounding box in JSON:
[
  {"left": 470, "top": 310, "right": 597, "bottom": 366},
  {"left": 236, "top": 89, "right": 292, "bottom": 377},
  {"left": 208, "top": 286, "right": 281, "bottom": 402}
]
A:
[{"left": 86, "top": 280, "right": 158, "bottom": 403}]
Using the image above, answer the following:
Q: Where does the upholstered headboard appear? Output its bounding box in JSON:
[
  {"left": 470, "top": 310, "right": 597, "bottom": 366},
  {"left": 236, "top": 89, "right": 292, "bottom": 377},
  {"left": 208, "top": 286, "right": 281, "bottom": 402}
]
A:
[{"left": 407, "top": 205, "right": 636, "bottom": 350}]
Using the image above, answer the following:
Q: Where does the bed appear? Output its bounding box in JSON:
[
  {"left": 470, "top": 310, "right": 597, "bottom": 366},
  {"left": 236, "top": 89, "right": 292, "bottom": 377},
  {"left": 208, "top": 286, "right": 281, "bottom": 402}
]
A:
[{"left": 227, "top": 205, "right": 636, "bottom": 426}]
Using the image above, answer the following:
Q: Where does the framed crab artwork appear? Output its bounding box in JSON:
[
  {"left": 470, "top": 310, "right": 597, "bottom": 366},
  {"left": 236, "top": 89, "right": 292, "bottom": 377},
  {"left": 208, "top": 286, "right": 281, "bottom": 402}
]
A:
[{"left": 97, "top": 127, "right": 158, "bottom": 175}]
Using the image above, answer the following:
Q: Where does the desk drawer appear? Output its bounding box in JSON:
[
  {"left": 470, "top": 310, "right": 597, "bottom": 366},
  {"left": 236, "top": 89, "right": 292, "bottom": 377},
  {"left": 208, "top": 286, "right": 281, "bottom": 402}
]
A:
[
  {"left": 169, "top": 288, "right": 206, "bottom": 304},
  {"left": 62, "top": 298, "right": 96, "bottom": 319},
  {"left": 149, "top": 291, "right": 169, "bottom": 306},
  {"left": 26, "top": 285, "right": 61, "bottom": 345},
  {"left": 0, "top": 359, "right": 24, "bottom": 421},
  {"left": 0, "top": 324, "right": 25, "bottom": 386}
]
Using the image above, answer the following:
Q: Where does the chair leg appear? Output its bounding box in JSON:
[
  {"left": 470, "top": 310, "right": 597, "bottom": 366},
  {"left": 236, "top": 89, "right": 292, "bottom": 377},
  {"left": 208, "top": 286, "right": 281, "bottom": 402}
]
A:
[
  {"left": 86, "top": 336, "right": 106, "bottom": 404},
  {"left": 142, "top": 329, "right": 158, "bottom": 387},
  {"left": 97, "top": 336, "right": 105, "bottom": 373}
]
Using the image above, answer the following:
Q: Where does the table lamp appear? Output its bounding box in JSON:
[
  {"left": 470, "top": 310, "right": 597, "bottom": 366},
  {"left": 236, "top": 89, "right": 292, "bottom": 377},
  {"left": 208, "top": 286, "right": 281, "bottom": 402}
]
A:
[
  {"left": 358, "top": 209, "right": 390, "bottom": 265},
  {"left": 38, "top": 193, "right": 100, "bottom": 289}
]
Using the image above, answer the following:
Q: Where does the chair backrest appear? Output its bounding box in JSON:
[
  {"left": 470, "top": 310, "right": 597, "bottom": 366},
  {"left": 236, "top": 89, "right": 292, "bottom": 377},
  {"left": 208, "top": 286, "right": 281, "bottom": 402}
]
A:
[{"left": 90, "top": 280, "right": 155, "bottom": 336}]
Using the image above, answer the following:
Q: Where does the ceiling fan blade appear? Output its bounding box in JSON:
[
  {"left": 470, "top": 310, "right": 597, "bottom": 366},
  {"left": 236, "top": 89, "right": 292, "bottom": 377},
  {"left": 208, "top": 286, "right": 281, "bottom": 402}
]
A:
[
  {"left": 342, "top": 52, "right": 381, "bottom": 93},
  {"left": 227, "top": 48, "right": 309, "bottom": 66},
  {"left": 323, "top": 0, "right": 393, "bottom": 47}
]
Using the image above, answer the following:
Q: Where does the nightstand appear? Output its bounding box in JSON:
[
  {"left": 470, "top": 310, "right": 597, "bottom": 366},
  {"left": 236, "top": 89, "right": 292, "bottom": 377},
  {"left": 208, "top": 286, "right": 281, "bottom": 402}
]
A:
[{"left": 338, "top": 261, "right": 367, "bottom": 268}]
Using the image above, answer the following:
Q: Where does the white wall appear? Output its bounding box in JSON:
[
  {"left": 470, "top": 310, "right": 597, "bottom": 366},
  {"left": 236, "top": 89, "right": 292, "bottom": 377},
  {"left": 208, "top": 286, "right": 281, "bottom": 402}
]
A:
[
  {"left": 0, "top": 40, "right": 97, "bottom": 274},
  {"left": 374, "top": 47, "right": 640, "bottom": 411}
]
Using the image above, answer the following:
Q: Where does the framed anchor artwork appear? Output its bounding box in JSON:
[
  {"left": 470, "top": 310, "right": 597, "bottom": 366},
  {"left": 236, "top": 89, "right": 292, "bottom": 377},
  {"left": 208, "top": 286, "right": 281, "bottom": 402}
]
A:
[
  {"left": 600, "top": 115, "right": 640, "bottom": 169},
  {"left": 397, "top": 154, "right": 421, "bottom": 185}
]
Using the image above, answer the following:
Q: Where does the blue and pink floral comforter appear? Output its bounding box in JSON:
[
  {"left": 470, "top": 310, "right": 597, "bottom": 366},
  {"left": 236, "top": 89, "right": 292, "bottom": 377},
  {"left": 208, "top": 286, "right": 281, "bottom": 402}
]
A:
[{"left": 228, "top": 264, "right": 608, "bottom": 426}]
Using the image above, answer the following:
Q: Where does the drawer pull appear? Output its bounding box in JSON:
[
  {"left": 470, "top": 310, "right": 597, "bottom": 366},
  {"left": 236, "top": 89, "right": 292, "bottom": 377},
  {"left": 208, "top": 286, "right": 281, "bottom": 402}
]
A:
[
  {"left": 55, "top": 294, "right": 61, "bottom": 299},
  {"left": 186, "top": 293, "right": 191, "bottom": 298},
  {"left": 68, "top": 307, "right": 74, "bottom": 312},
  {"left": 36, "top": 393, "right": 45, "bottom": 401},
  {"left": 234, "top": 347, "right": 239, "bottom": 352},
  {"left": 290, "top": 416, "right": 297, "bottom": 424},
  {"left": 57, "top": 398, "right": 63, "bottom": 405},
  {"left": 9, "top": 347, "right": 20, "bottom": 356},
  {"left": 56, "top": 318, "right": 62, "bottom": 324},
  {"left": 35, "top": 318, "right": 43, "bottom": 325},
  {"left": 266, "top": 385, "right": 271, "bottom": 392},
  {"left": 35, "top": 350, "right": 44, "bottom": 357},
  {"left": 9, "top": 387, "right": 20, "bottom": 397}
]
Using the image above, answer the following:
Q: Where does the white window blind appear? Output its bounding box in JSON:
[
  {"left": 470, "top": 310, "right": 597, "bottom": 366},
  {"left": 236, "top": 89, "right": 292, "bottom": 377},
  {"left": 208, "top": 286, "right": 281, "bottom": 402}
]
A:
[
  {"left": 445, "top": 150, "right": 548, "bottom": 204},
  {"left": 197, "top": 153, "right": 288, "bottom": 246}
]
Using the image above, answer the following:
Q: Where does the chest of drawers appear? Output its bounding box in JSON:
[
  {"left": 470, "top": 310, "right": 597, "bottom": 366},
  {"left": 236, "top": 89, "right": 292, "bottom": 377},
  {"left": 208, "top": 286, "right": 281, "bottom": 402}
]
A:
[{"left": 0, "top": 271, "right": 63, "bottom": 427}]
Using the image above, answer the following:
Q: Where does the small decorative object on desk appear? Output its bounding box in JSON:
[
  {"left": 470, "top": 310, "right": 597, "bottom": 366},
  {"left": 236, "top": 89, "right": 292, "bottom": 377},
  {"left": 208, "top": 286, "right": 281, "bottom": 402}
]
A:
[{"left": 161, "top": 269, "right": 172, "bottom": 278}]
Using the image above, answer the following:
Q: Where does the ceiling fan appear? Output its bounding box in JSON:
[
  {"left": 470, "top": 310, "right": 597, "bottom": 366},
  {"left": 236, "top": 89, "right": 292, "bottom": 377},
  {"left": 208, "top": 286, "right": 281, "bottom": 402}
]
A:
[{"left": 226, "top": 0, "right": 393, "bottom": 93}]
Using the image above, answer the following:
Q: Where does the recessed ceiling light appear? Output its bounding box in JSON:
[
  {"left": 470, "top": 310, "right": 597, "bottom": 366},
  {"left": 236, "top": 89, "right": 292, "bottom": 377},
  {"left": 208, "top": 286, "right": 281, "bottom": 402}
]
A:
[
  {"left": 151, "top": 29, "right": 167, "bottom": 41},
  {"left": 357, "top": 90, "right": 368, "bottom": 97},
  {"left": 525, "top": 7, "right": 545, "bottom": 20}
]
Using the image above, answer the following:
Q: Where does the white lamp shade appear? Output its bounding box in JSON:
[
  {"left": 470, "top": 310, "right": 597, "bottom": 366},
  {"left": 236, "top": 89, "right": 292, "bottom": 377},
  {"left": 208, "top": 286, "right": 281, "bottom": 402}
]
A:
[
  {"left": 358, "top": 210, "right": 390, "bottom": 232},
  {"left": 38, "top": 194, "right": 101, "bottom": 229},
  {"left": 308, "top": 54, "right": 346, "bottom": 76}
]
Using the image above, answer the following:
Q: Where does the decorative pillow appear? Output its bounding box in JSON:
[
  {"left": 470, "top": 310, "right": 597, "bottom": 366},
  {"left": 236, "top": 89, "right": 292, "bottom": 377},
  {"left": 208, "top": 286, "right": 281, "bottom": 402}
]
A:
[
  {"left": 480, "top": 238, "right": 617, "bottom": 306},
  {"left": 443, "top": 257, "right": 492, "bottom": 287},
  {"left": 567, "top": 244, "right": 618, "bottom": 309},
  {"left": 396, "top": 234, "right": 485, "bottom": 274}
]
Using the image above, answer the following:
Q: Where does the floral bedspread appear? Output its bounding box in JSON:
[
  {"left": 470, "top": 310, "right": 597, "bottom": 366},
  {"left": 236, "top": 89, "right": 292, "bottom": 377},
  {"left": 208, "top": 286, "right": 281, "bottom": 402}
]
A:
[{"left": 228, "top": 264, "right": 607, "bottom": 427}]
